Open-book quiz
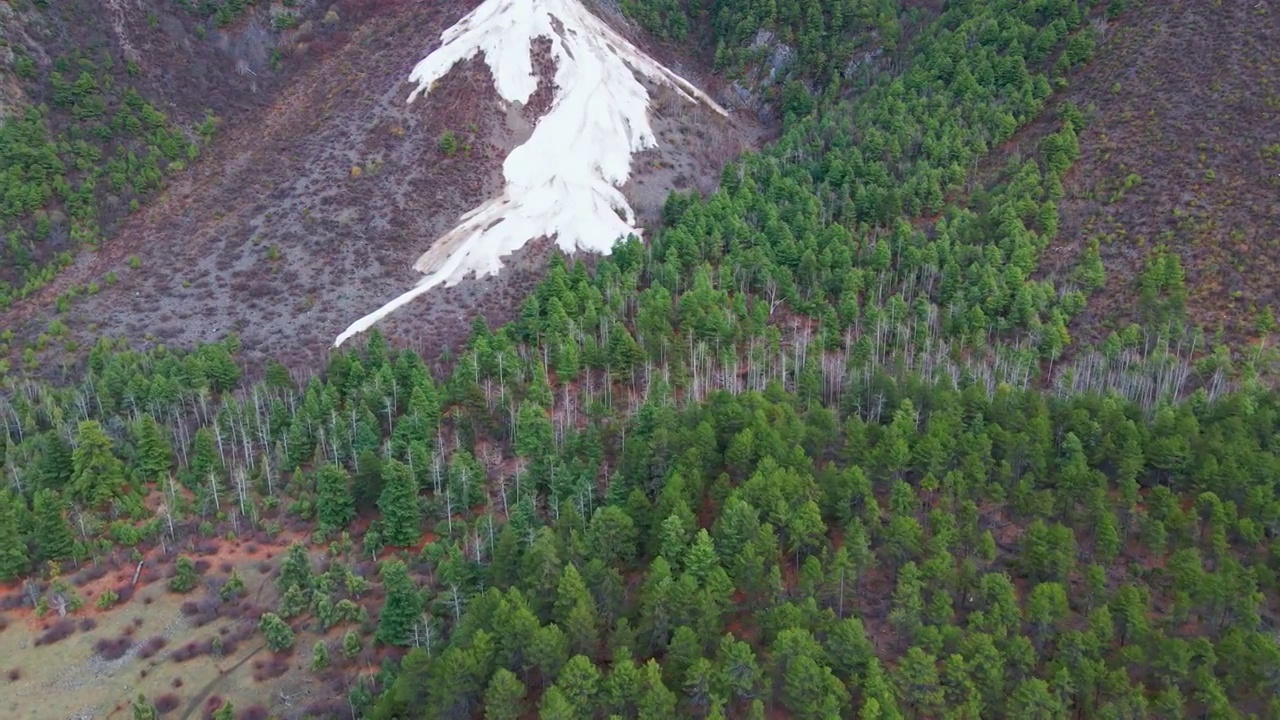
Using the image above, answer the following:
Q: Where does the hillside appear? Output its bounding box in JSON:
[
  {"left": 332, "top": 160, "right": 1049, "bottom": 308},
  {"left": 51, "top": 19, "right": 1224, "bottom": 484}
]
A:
[
  {"left": 2, "top": 1, "right": 1280, "bottom": 720},
  {"left": 0, "top": 0, "right": 347, "bottom": 306},
  {"left": 1039, "top": 0, "right": 1280, "bottom": 347},
  {"left": 0, "top": 0, "right": 759, "bottom": 374}
]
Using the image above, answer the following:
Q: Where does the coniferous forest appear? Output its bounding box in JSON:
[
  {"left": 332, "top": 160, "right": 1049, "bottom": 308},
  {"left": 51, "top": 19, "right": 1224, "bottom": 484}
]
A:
[{"left": 3, "top": 0, "right": 1280, "bottom": 719}]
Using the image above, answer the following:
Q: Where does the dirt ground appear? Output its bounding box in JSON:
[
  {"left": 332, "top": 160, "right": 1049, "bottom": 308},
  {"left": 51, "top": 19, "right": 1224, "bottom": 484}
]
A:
[{"left": 1, "top": 0, "right": 762, "bottom": 377}]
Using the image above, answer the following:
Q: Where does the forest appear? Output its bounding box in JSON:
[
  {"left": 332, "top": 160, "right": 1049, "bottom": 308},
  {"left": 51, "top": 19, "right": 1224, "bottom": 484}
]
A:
[{"left": 3, "top": 0, "right": 1279, "bottom": 718}]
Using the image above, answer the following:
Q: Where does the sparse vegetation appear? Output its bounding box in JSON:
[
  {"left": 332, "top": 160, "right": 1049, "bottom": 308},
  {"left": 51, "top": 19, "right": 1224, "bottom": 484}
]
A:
[{"left": 437, "top": 130, "right": 459, "bottom": 157}]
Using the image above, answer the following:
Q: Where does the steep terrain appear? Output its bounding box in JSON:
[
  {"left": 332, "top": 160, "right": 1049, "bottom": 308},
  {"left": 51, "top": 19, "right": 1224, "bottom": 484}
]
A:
[
  {"left": 1032, "top": 0, "right": 1280, "bottom": 346},
  {"left": 5, "top": 2, "right": 1280, "bottom": 720},
  {"left": 0, "top": 0, "right": 344, "bottom": 304},
  {"left": 1, "top": 0, "right": 758, "bottom": 375}
]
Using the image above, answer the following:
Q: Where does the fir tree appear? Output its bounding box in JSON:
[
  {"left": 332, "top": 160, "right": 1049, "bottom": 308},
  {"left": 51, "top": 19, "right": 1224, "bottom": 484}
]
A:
[
  {"left": 0, "top": 492, "right": 29, "bottom": 580},
  {"left": 378, "top": 459, "right": 420, "bottom": 547},
  {"left": 376, "top": 559, "right": 422, "bottom": 646},
  {"left": 316, "top": 463, "right": 355, "bottom": 531},
  {"left": 33, "top": 488, "right": 74, "bottom": 563}
]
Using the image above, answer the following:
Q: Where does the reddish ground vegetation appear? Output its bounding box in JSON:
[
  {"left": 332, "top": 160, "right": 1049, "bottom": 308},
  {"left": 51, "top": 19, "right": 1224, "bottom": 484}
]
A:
[
  {"left": 34, "top": 620, "right": 75, "bottom": 646},
  {"left": 93, "top": 636, "right": 134, "bottom": 660},
  {"left": 154, "top": 693, "right": 182, "bottom": 714},
  {"left": 1032, "top": 1, "right": 1280, "bottom": 344},
  {"left": 138, "top": 635, "right": 168, "bottom": 659},
  {"left": 169, "top": 639, "right": 214, "bottom": 663},
  {"left": 251, "top": 655, "right": 292, "bottom": 682}
]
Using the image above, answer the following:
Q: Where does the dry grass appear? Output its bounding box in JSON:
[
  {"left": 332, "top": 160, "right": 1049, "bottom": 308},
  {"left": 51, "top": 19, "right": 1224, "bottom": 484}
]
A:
[{"left": 0, "top": 537, "right": 326, "bottom": 719}]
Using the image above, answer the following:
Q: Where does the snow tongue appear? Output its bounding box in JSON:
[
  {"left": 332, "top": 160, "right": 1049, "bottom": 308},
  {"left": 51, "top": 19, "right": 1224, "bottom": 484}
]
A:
[{"left": 333, "top": 0, "right": 726, "bottom": 347}]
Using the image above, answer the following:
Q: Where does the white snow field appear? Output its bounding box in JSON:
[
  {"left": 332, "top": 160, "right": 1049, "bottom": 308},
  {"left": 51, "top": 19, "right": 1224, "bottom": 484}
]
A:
[{"left": 333, "top": 0, "right": 727, "bottom": 346}]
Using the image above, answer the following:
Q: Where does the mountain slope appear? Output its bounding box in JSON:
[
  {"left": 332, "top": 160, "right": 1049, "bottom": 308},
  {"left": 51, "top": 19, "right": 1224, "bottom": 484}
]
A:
[
  {"left": 1038, "top": 0, "right": 1280, "bottom": 346},
  {"left": 0, "top": 0, "right": 756, "bottom": 373}
]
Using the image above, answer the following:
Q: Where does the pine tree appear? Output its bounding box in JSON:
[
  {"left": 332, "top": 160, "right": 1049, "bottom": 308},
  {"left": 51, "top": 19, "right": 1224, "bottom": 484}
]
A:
[
  {"left": 0, "top": 492, "right": 30, "bottom": 580},
  {"left": 133, "top": 414, "right": 172, "bottom": 484},
  {"left": 71, "top": 420, "right": 126, "bottom": 507},
  {"left": 353, "top": 449, "right": 384, "bottom": 511},
  {"left": 378, "top": 459, "right": 420, "bottom": 547},
  {"left": 485, "top": 668, "right": 527, "bottom": 720},
  {"left": 131, "top": 694, "right": 158, "bottom": 720},
  {"left": 277, "top": 542, "right": 314, "bottom": 595},
  {"left": 311, "top": 640, "right": 330, "bottom": 671},
  {"left": 259, "top": 612, "right": 295, "bottom": 651},
  {"left": 315, "top": 463, "right": 355, "bottom": 531},
  {"left": 170, "top": 556, "right": 198, "bottom": 593},
  {"left": 342, "top": 629, "right": 362, "bottom": 659},
  {"left": 554, "top": 564, "right": 600, "bottom": 657},
  {"left": 33, "top": 488, "right": 74, "bottom": 562},
  {"left": 376, "top": 559, "right": 422, "bottom": 646}
]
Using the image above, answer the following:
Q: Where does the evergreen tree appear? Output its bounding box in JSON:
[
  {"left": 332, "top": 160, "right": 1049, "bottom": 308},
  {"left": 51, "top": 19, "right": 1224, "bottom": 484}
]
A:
[
  {"left": 133, "top": 414, "right": 172, "bottom": 483},
  {"left": 379, "top": 459, "right": 420, "bottom": 547},
  {"left": 484, "top": 668, "right": 526, "bottom": 720},
  {"left": 278, "top": 541, "right": 314, "bottom": 595},
  {"left": 0, "top": 492, "right": 29, "bottom": 580},
  {"left": 33, "top": 488, "right": 74, "bottom": 563},
  {"left": 316, "top": 463, "right": 356, "bottom": 531},
  {"left": 376, "top": 559, "right": 422, "bottom": 646},
  {"left": 70, "top": 420, "right": 126, "bottom": 507},
  {"left": 170, "top": 556, "right": 198, "bottom": 593},
  {"left": 259, "top": 612, "right": 295, "bottom": 651}
]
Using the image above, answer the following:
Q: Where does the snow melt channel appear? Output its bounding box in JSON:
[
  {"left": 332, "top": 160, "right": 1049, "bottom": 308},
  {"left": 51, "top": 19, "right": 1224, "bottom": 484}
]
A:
[{"left": 333, "top": 0, "right": 727, "bottom": 347}]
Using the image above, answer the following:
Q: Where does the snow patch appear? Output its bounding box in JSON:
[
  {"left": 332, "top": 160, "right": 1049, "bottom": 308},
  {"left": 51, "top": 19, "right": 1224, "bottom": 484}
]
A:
[{"left": 334, "top": 0, "right": 726, "bottom": 346}]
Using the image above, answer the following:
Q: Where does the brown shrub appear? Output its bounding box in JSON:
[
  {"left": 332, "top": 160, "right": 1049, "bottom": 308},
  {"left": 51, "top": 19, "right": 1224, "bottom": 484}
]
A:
[
  {"left": 169, "top": 639, "right": 213, "bottom": 663},
  {"left": 171, "top": 677, "right": 184, "bottom": 688},
  {"left": 114, "top": 584, "right": 136, "bottom": 604},
  {"left": 72, "top": 564, "right": 109, "bottom": 587},
  {"left": 35, "top": 620, "right": 75, "bottom": 646},
  {"left": 78, "top": 617, "right": 98, "bottom": 632},
  {"left": 240, "top": 706, "right": 270, "bottom": 720},
  {"left": 154, "top": 693, "right": 181, "bottom": 714},
  {"left": 251, "top": 655, "right": 290, "bottom": 682},
  {"left": 6, "top": 668, "right": 19, "bottom": 681},
  {"left": 138, "top": 635, "right": 168, "bottom": 659},
  {"left": 203, "top": 695, "right": 225, "bottom": 717},
  {"left": 93, "top": 636, "right": 133, "bottom": 660}
]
